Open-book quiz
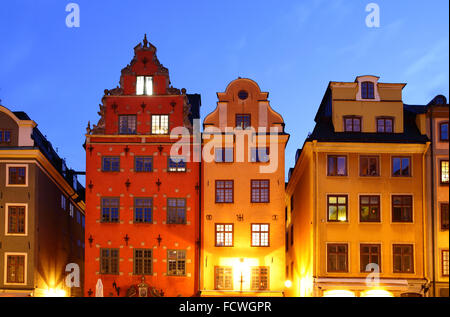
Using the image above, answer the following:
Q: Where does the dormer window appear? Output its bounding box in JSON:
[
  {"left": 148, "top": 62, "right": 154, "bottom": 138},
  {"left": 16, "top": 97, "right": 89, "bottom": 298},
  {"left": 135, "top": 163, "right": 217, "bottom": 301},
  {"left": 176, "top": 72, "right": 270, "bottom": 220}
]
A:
[
  {"left": 136, "top": 76, "right": 153, "bottom": 95},
  {"left": 377, "top": 117, "right": 394, "bottom": 133},
  {"left": 0, "top": 129, "right": 11, "bottom": 144},
  {"left": 343, "top": 116, "right": 361, "bottom": 132},
  {"left": 361, "top": 81, "right": 375, "bottom": 99}
]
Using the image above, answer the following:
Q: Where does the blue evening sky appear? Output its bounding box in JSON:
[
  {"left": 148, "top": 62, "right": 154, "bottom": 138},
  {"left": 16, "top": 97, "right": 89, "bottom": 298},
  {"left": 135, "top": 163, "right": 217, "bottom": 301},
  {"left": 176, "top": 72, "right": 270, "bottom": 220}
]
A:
[{"left": 0, "top": 0, "right": 448, "bottom": 184}]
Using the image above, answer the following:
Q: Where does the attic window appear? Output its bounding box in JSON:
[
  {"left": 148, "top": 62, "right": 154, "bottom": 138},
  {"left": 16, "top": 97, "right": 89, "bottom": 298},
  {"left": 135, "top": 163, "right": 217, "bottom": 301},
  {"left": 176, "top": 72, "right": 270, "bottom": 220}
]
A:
[
  {"left": 136, "top": 76, "right": 153, "bottom": 96},
  {"left": 238, "top": 90, "right": 248, "bottom": 100},
  {"left": 361, "top": 81, "right": 375, "bottom": 99}
]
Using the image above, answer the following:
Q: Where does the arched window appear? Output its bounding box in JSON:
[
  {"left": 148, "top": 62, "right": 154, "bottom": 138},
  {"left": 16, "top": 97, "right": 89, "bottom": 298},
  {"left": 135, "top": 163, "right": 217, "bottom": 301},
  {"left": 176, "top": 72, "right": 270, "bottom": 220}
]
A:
[{"left": 361, "top": 81, "right": 375, "bottom": 99}]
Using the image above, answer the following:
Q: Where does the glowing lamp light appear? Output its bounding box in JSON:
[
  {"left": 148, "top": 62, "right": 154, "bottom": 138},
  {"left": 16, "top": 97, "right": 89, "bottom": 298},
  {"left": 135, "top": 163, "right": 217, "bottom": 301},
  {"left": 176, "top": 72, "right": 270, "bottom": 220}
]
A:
[
  {"left": 323, "top": 290, "right": 356, "bottom": 297},
  {"left": 43, "top": 288, "right": 67, "bottom": 297},
  {"left": 284, "top": 280, "right": 293, "bottom": 288},
  {"left": 361, "top": 289, "right": 393, "bottom": 297}
]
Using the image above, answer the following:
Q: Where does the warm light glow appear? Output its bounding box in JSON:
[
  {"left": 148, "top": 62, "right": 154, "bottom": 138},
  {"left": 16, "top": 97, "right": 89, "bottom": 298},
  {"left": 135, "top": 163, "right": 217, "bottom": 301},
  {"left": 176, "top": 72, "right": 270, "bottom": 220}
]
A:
[
  {"left": 323, "top": 290, "right": 356, "bottom": 297},
  {"left": 285, "top": 280, "right": 292, "bottom": 288},
  {"left": 218, "top": 257, "right": 260, "bottom": 290},
  {"left": 361, "top": 289, "right": 394, "bottom": 297},
  {"left": 43, "top": 288, "right": 67, "bottom": 297}
]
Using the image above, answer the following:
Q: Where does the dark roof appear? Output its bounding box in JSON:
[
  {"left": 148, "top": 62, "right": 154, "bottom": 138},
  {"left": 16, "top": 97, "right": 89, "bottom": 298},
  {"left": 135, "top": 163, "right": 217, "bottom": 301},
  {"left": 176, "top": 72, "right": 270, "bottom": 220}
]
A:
[
  {"left": 187, "top": 93, "right": 201, "bottom": 124},
  {"left": 307, "top": 104, "right": 429, "bottom": 144},
  {"left": 13, "top": 111, "right": 31, "bottom": 120}
]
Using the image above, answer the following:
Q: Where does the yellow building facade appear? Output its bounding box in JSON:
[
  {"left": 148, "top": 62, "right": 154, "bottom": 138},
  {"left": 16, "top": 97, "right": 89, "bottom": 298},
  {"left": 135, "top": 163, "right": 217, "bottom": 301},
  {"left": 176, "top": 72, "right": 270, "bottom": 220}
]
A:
[
  {"left": 285, "top": 76, "right": 430, "bottom": 297},
  {"left": 200, "top": 78, "right": 289, "bottom": 296}
]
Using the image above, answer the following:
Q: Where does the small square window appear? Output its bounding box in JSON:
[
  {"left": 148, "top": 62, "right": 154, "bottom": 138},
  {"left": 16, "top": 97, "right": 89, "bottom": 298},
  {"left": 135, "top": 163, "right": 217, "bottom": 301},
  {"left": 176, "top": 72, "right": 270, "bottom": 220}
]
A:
[
  {"left": 392, "top": 195, "right": 413, "bottom": 223},
  {"left": 135, "top": 157, "right": 153, "bottom": 172},
  {"left": 328, "top": 156, "right": 347, "bottom": 176},
  {"left": 119, "top": 115, "right": 137, "bottom": 134},
  {"left": 440, "top": 122, "right": 449, "bottom": 141},
  {"left": 151, "top": 115, "right": 169, "bottom": 134},
  {"left": 392, "top": 157, "right": 411, "bottom": 177},
  {"left": 215, "top": 147, "right": 234, "bottom": 163},
  {"left": 377, "top": 118, "right": 394, "bottom": 133},
  {"left": 102, "top": 157, "right": 120, "bottom": 172},
  {"left": 360, "top": 195, "right": 380, "bottom": 222},
  {"left": 8, "top": 166, "right": 26, "bottom": 185},
  {"left": 168, "top": 157, "right": 186, "bottom": 172},
  {"left": 327, "top": 195, "right": 348, "bottom": 222},
  {"left": 327, "top": 244, "right": 348, "bottom": 272},
  {"left": 236, "top": 114, "right": 251, "bottom": 129},
  {"left": 360, "top": 156, "right": 379, "bottom": 177},
  {"left": 344, "top": 116, "right": 361, "bottom": 132}
]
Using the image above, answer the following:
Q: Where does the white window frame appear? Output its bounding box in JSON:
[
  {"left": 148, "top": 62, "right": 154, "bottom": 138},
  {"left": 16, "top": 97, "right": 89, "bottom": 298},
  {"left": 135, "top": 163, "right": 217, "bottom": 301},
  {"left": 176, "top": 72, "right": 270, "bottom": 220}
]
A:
[
  {"left": 136, "top": 76, "right": 153, "bottom": 96},
  {"left": 5, "top": 164, "right": 28, "bottom": 187},
  {"left": 151, "top": 115, "right": 169, "bottom": 135},
  {"left": 4, "top": 203, "right": 28, "bottom": 236},
  {"left": 4, "top": 252, "right": 27, "bottom": 286}
]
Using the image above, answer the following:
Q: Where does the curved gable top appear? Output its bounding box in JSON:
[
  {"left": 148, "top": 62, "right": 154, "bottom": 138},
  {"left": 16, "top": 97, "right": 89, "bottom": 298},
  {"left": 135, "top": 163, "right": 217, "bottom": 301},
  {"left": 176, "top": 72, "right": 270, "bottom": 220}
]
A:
[
  {"left": 0, "top": 105, "right": 36, "bottom": 128},
  {"left": 204, "top": 78, "right": 285, "bottom": 129}
]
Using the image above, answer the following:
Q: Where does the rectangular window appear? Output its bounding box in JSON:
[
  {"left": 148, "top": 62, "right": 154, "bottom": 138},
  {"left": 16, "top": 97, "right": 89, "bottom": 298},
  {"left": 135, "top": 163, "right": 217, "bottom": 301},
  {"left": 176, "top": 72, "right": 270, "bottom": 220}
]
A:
[
  {"left": 440, "top": 122, "right": 449, "bottom": 141},
  {"left": 118, "top": 115, "right": 137, "bottom": 134},
  {"left": 360, "top": 244, "right": 381, "bottom": 272},
  {"left": 100, "top": 248, "right": 119, "bottom": 275},
  {"left": 236, "top": 114, "right": 251, "bottom": 129},
  {"left": 167, "top": 250, "right": 186, "bottom": 276},
  {"left": 102, "top": 157, "right": 120, "bottom": 172},
  {"left": 443, "top": 250, "right": 449, "bottom": 277},
  {"left": 360, "top": 195, "right": 380, "bottom": 222},
  {"left": 215, "top": 147, "right": 234, "bottom": 163},
  {"left": 327, "top": 195, "right": 348, "bottom": 222},
  {"left": 251, "top": 224, "right": 269, "bottom": 247},
  {"left": 7, "top": 206, "right": 26, "bottom": 234},
  {"left": 134, "top": 249, "right": 152, "bottom": 275},
  {"left": 344, "top": 116, "right": 361, "bottom": 132},
  {"left": 101, "top": 198, "right": 120, "bottom": 223},
  {"left": 168, "top": 157, "right": 186, "bottom": 172},
  {"left": 8, "top": 166, "right": 26, "bottom": 185},
  {"left": 6, "top": 255, "right": 25, "bottom": 284},
  {"left": 393, "top": 244, "right": 414, "bottom": 273},
  {"left": 251, "top": 180, "right": 270, "bottom": 203},
  {"left": 215, "top": 266, "right": 233, "bottom": 290},
  {"left": 327, "top": 155, "right": 347, "bottom": 176},
  {"left": 134, "top": 198, "right": 152, "bottom": 223},
  {"left": 361, "top": 81, "right": 375, "bottom": 99},
  {"left": 360, "top": 156, "right": 379, "bottom": 177},
  {"left": 441, "top": 203, "right": 449, "bottom": 230},
  {"left": 215, "top": 224, "right": 233, "bottom": 247},
  {"left": 392, "top": 195, "right": 413, "bottom": 223},
  {"left": 392, "top": 157, "right": 411, "bottom": 177},
  {"left": 327, "top": 244, "right": 348, "bottom": 272},
  {"left": 167, "top": 198, "right": 186, "bottom": 224},
  {"left": 76, "top": 211, "right": 81, "bottom": 224},
  {"left": 61, "top": 195, "right": 67, "bottom": 210},
  {"left": 136, "top": 76, "right": 153, "bottom": 95},
  {"left": 151, "top": 115, "right": 169, "bottom": 134},
  {"left": 377, "top": 117, "right": 394, "bottom": 133},
  {"left": 251, "top": 267, "right": 269, "bottom": 290},
  {"left": 250, "top": 147, "right": 269, "bottom": 163},
  {"left": 0, "top": 129, "right": 11, "bottom": 143},
  {"left": 135, "top": 156, "right": 153, "bottom": 172},
  {"left": 69, "top": 203, "right": 74, "bottom": 217},
  {"left": 215, "top": 180, "right": 234, "bottom": 203},
  {"left": 441, "top": 160, "right": 449, "bottom": 184}
]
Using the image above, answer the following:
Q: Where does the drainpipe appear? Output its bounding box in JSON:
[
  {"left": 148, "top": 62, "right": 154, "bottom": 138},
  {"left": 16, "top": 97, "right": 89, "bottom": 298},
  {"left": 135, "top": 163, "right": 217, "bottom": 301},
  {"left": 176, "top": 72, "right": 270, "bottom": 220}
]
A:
[
  {"left": 198, "top": 135, "right": 203, "bottom": 296},
  {"left": 422, "top": 141, "right": 431, "bottom": 296},
  {"left": 313, "top": 140, "right": 319, "bottom": 296},
  {"left": 429, "top": 110, "right": 436, "bottom": 296}
]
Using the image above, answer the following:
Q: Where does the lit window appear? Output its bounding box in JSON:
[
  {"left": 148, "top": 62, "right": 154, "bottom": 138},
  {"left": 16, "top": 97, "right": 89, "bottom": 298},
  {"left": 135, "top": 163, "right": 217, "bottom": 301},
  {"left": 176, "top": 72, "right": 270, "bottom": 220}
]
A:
[
  {"left": 360, "top": 156, "right": 379, "bottom": 176},
  {"left": 441, "top": 160, "right": 449, "bottom": 184},
  {"left": 151, "top": 115, "right": 169, "bottom": 134},
  {"left": 6, "top": 254, "right": 25, "bottom": 284},
  {"left": 328, "top": 195, "right": 348, "bottom": 222},
  {"left": 215, "top": 224, "right": 233, "bottom": 247},
  {"left": 167, "top": 250, "right": 186, "bottom": 276},
  {"left": 215, "top": 267, "right": 233, "bottom": 290},
  {"left": 361, "top": 81, "right": 375, "bottom": 99},
  {"left": 119, "top": 115, "right": 137, "bottom": 134},
  {"left": 360, "top": 195, "right": 380, "bottom": 222},
  {"left": 136, "top": 76, "right": 153, "bottom": 95},
  {"left": 443, "top": 250, "right": 449, "bottom": 277},
  {"left": 7, "top": 206, "right": 26, "bottom": 234},
  {"left": 251, "top": 267, "right": 269, "bottom": 290},
  {"left": 251, "top": 224, "right": 269, "bottom": 247}
]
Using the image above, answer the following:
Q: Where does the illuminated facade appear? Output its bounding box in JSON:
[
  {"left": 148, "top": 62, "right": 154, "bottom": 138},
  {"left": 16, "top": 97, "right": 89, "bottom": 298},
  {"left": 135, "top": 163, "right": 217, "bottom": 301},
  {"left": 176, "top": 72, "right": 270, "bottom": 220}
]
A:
[
  {"left": 285, "top": 76, "right": 431, "bottom": 297},
  {"left": 0, "top": 105, "right": 85, "bottom": 297},
  {"left": 84, "top": 36, "right": 201, "bottom": 297},
  {"left": 200, "top": 78, "right": 289, "bottom": 296}
]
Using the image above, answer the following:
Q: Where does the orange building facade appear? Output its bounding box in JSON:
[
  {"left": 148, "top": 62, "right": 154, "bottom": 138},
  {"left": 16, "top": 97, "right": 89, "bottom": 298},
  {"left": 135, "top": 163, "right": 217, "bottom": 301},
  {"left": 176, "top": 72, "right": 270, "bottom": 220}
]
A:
[{"left": 84, "top": 36, "right": 201, "bottom": 297}]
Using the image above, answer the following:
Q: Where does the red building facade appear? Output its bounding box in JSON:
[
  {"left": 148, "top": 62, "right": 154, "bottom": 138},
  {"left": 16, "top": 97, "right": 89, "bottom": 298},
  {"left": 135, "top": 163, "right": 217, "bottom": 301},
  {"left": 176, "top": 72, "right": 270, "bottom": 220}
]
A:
[{"left": 84, "top": 36, "right": 201, "bottom": 297}]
